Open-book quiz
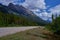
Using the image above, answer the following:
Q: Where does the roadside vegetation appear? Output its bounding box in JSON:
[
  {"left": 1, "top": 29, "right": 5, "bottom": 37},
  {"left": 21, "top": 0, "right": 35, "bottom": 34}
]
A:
[
  {"left": 0, "top": 11, "right": 48, "bottom": 27},
  {"left": 0, "top": 27, "right": 51, "bottom": 40},
  {"left": 45, "top": 14, "right": 60, "bottom": 40},
  {"left": 0, "top": 14, "right": 60, "bottom": 40},
  {"left": 0, "top": 12, "right": 41, "bottom": 27},
  {"left": 0, "top": 11, "right": 60, "bottom": 40}
]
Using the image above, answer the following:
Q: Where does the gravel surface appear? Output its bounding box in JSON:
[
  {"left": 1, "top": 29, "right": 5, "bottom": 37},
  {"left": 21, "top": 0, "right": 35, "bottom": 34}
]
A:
[{"left": 0, "top": 27, "right": 38, "bottom": 37}]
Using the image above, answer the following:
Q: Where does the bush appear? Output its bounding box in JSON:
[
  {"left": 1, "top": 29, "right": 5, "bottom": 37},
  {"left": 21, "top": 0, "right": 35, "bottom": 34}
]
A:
[{"left": 46, "top": 15, "right": 60, "bottom": 35}]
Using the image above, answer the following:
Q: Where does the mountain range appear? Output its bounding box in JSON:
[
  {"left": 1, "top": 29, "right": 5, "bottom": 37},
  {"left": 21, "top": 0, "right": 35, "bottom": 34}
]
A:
[{"left": 0, "top": 3, "right": 48, "bottom": 26}]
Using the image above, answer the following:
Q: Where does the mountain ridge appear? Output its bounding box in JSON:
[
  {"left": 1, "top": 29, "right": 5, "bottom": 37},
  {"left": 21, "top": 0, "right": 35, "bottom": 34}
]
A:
[{"left": 0, "top": 3, "right": 48, "bottom": 26}]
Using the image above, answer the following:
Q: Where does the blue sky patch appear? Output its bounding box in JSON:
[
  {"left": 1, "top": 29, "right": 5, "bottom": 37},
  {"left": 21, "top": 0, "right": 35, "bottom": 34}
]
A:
[{"left": 45, "top": 0, "right": 60, "bottom": 8}]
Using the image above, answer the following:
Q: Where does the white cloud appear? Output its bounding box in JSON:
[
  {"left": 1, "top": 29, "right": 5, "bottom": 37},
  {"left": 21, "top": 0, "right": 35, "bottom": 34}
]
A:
[
  {"left": 33, "top": 4, "right": 60, "bottom": 21},
  {"left": 21, "top": 0, "right": 49, "bottom": 20},
  {"left": 1, "top": 0, "right": 60, "bottom": 21},
  {"left": 0, "top": 0, "right": 46, "bottom": 9},
  {"left": 49, "top": 4, "right": 60, "bottom": 16},
  {"left": 21, "top": 0, "right": 60, "bottom": 21},
  {"left": 22, "top": 0, "right": 46, "bottom": 9},
  {"left": 38, "top": 11, "right": 52, "bottom": 20},
  {"left": 0, "top": 0, "right": 15, "bottom": 5},
  {"left": 40, "top": 4, "right": 60, "bottom": 20},
  {"left": 32, "top": 10, "right": 52, "bottom": 20}
]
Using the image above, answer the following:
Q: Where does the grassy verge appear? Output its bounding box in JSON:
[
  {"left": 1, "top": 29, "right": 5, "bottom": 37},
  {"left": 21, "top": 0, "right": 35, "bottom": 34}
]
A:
[{"left": 0, "top": 27, "right": 60, "bottom": 40}]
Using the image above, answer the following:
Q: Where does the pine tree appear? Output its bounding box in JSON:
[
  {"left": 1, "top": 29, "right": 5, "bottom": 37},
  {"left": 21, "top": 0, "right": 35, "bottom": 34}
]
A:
[{"left": 46, "top": 14, "right": 60, "bottom": 35}]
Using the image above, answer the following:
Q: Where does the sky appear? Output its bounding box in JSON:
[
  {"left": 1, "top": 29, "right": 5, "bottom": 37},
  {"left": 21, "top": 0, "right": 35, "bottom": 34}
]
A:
[{"left": 0, "top": 0, "right": 60, "bottom": 21}]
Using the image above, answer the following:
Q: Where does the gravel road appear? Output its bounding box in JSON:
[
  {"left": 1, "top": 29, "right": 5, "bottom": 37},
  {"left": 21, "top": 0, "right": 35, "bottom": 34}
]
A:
[{"left": 0, "top": 27, "right": 38, "bottom": 37}]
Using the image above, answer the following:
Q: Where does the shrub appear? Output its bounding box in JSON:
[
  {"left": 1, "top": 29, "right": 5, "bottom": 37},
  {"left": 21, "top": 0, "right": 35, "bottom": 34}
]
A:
[{"left": 46, "top": 14, "right": 60, "bottom": 35}]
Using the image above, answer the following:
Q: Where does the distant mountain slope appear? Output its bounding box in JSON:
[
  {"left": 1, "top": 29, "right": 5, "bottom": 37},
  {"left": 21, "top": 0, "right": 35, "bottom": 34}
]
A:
[
  {"left": 0, "top": 4, "right": 9, "bottom": 13},
  {"left": 0, "top": 3, "right": 48, "bottom": 26},
  {"left": 8, "top": 3, "right": 35, "bottom": 16}
]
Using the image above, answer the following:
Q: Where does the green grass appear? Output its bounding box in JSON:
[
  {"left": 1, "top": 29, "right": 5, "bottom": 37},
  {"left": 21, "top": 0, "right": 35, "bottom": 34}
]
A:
[
  {"left": 0, "top": 27, "right": 60, "bottom": 40},
  {"left": 0, "top": 27, "right": 47, "bottom": 40}
]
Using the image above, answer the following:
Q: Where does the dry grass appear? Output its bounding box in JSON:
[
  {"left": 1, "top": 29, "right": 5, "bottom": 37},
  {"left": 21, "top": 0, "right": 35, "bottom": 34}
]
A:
[
  {"left": 40, "top": 27, "right": 60, "bottom": 40},
  {"left": 0, "top": 27, "right": 60, "bottom": 40}
]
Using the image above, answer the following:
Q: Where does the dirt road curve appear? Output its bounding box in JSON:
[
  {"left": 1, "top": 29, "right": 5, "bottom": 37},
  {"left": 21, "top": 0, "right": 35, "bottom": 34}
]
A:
[{"left": 0, "top": 27, "right": 38, "bottom": 37}]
